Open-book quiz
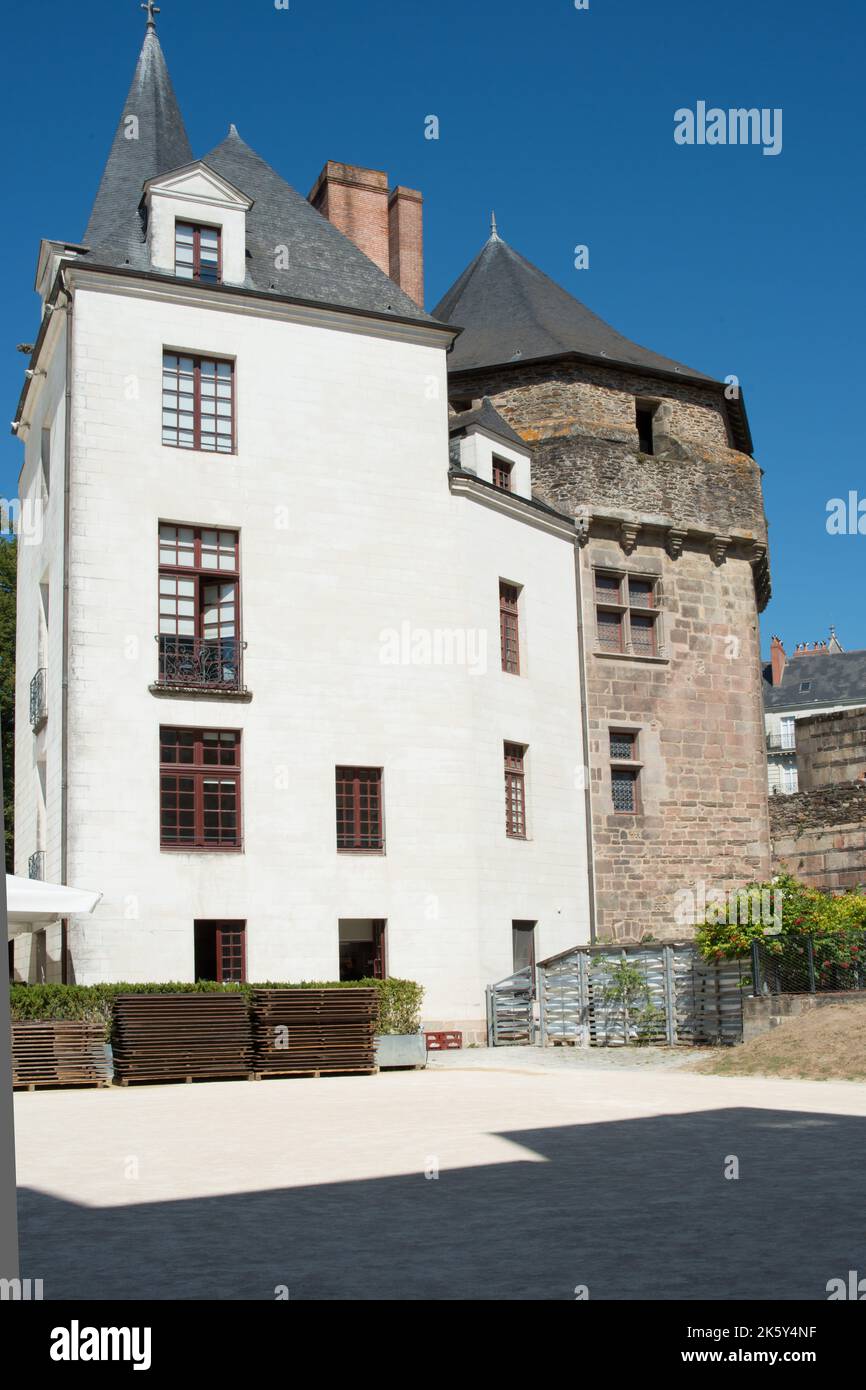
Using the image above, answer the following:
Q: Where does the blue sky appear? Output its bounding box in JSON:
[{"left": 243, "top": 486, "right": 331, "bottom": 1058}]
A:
[{"left": 3, "top": 0, "right": 864, "bottom": 653}]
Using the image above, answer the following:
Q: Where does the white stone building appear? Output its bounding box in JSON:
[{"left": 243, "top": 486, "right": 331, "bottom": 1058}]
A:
[
  {"left": 11, "top": 17, "right": 592, "bottom": 1031},
  {"left": 763, "top": 633, "right": 866, "bottom": 795}
]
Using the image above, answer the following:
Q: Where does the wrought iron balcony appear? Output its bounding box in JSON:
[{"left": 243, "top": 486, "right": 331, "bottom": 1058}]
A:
[
  {"left": 28, "top": 850, "right": 45, "bottom": 881},
  {"left": 29, "top": 667, "right": 47, "bottom": 729},
  {"left": 156, "top": 635, "right": 244, "bottom": 692},
  {"left": 766, "top": 733, "right": 796, "bottom": 753}
]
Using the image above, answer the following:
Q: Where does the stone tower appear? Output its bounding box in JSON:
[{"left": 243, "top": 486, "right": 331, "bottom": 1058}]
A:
[{"left": 435, "top": 230, "right": 772, "bottom": 941}]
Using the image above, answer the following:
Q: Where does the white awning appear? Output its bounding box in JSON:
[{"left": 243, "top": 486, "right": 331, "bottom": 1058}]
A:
[{"left": 5, "top": 875, "right": 102, "bottom": 938}]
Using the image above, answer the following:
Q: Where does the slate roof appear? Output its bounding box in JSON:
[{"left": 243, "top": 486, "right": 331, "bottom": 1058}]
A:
[
  {"left": 763, "top": 650, "right": 866, "bottom": 713},
  {"left": 432, "top": 232, "right": 716, "bottom": 382},
  {"left": 84, "top": 27, "right": 193, "bottom": 263},
  {"left": 447, "top": 396, "right": 529, "bottom": 451},
  {"left": 80, "top": 29, "right": 434, "bottom": 322}
]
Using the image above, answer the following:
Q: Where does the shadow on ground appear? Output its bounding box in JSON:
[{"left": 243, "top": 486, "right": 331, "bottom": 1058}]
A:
[{"left": 19, "top": 1106, "right": 865, "bottom": 1300}]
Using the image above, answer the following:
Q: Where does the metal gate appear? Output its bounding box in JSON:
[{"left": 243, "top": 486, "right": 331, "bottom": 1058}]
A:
[{"left": 486, "top": 967, "right": 536, "bottom": 1045}]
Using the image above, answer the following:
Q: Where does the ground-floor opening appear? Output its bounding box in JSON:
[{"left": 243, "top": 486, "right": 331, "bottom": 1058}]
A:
[
  {"left": 339, "top": 919, "right": 386, "bottom": 981},
  {"left": 194, "top": 920, "right": 247, "bottom": 982}
]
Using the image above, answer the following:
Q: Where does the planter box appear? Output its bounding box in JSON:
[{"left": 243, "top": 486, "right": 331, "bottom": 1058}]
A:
[{"left": 375, "top": 1034, "right": 427, "bottom": 1069}]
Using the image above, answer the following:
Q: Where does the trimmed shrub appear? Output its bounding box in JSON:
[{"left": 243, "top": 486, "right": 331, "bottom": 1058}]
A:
[{"left": 9, "top": 977, "right": 424, "bottom": 1039}]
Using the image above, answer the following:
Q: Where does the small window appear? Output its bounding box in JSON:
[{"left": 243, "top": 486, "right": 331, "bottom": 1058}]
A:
[
  {"left": 499, "top": 581, "right": 521, "bottom": 674},
  {"left": 609, "top": 730, "right": 637, "bottom": 761},
  {"left": 595, "top": 570, "right": 660, "bottom": 657},
  {"left": 504, "top": 742, "right": 527, "bottom": 839},
  {"left": 175, "top": 223, "right": 222, "bottom": 284},
  {"left": 799, "top": 682, "right": 812, "bottom": 693},
  {"left": 194, "top": 921, "right": 246, "bottom": 981},
  {"left": 336, "top": 767, "right": 384, "bottom": 851},
  {"left": 40, "top": 426, "right": 51, "bottom": 495},
  {"left": 492, "top": 458, "right": 513, "bottom": 491},
  {"left": 636, "top": 403, "right": 655, "bottom": 455},
  {"left": 610, "top": 730, "right": 640, "bottom": 813},
  {"left": 160, "top": 727, "right": 241, "bottom": 850},
  {"left": 162, "top": 352, "right": 235, "bottom": 453}
]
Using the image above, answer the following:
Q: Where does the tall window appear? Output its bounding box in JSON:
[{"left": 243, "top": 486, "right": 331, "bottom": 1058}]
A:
[
  {"left": 175, "top": 223, "right": 221, "bottom": 283},
  {"left": 504, "top": 742, "right": 527, "bottom": 839},
  {"left": 336, "top": 767, "right": 384, "bottom": 851},
  {"left": 610, "top": 730, "right": 640, "bottom": 814},
  {"left": 160, "top": 727, "right": 241, "bottom": 850},
  {"left": 499, "top": 581, "right": 521, "bottom": 674},
  {"left": 194, "top": 921, "right": 246, "bottom": 981},
  {"left": 595, "top": 571, "right": 660, "bottom": 656},
  {"left": 162, "top": 353, "right": 235, "bottom": 453},
  {"left": 158, "top": 524, "right": 240, "bottom": 689},
  {"left": 492, "top": 457, "right": 513, "bottom": 491}
]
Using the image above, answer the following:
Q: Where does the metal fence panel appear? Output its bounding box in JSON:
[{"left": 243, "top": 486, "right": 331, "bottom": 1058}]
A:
[
  {"left": 533, "top": 943, "right": 745, "bottom": 1048},
  {"left": 487, "top": 967, "right": 535, "bottom": 1046}
]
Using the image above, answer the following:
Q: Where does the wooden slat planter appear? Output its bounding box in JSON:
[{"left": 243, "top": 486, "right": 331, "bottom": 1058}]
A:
[
  {"left": 251, "top": 988, "right": 378, "bottom": 1077},
  {"left": 111, "top": 993, "right": 253, "bottom": 1085},
  {"left": 12, "top": 1021, "right": 110, "bottom": 1090}
]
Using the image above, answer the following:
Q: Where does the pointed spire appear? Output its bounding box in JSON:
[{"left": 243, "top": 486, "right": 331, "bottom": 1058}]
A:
[
  {"left": 490, "top": 210, "right": 500, "bottom": 242},
  {"left": 83, "top": 22, "right": 193, "bottom": 254}
]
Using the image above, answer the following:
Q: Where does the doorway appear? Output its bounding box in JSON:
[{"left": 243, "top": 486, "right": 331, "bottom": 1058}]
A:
[{"left": 339, "top": 919, "right": 386, "bottom": 981}]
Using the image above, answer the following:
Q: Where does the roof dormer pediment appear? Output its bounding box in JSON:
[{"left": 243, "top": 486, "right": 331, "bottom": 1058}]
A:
[{"left": 142, "top": 161, "right": 254, "bottom": 212}]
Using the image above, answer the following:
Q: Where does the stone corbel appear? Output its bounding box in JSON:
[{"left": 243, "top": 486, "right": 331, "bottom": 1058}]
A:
[
  {"left": 574, "top": 506, "right": 591, "bottom": 547},
  {"left": 710, "top": 534, "right": 732, "bottom": 566},
  {"left": 666, "top": 527, "right": 687, "bottom": 560},
  {"left": 619, "top": 520, "right": 640, "bottom": 555}
]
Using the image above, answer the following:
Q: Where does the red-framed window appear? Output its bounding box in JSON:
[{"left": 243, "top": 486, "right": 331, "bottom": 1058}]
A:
[
  {"left": 175, "top": 223, "right": 222, "bottom": 284},
  {"left": 162, "top": 352, "right": 235, "bottom": 453},
  {"left": 160, "top": 727, "right": 241, "bottom": 850},
  {"left": 336, "top": 767, "right": 384, "bottom": 851},
  {"left": 492, "top": 457, "right": 513, "bottom": 490},
  {"left": 194, "top": 921, "right": 246, "bottom": 982},
  {"left": 158, "top": 524, "right": 241, "bottom": 689},
  {"left": 504, "top": 742, "right": 527, "bottom": 839},
  {"left": 499, "top": 581, "right": 521, "bottom": 674},
  {"left": 595, "top": 571, "right": 660, "bottom": 657}
]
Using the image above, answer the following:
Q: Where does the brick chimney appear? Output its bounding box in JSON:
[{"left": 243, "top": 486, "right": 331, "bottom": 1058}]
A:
[
  {"left": 388, "top": 186, "right": 424, "bottom": 309},
  {"left": 309, "top": 162, "right": 424, "bottom": 309},
  {"left": 770, "top": 635, "right": 787, "bottom": 686}
]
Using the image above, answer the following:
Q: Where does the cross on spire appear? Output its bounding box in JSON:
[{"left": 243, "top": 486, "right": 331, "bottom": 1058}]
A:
[{"left": 141, "top": 0, "right": 160, "bottom": 29}]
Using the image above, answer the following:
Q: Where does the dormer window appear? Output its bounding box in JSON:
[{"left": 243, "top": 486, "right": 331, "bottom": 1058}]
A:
[
  {"left": 492, "top": 458, "right": 513, "bottom": 491},
  {"left": 175, "top": 223, "right": 221, "bottom": 284}
]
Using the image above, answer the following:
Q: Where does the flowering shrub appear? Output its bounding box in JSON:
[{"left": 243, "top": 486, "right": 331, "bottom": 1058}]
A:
[{"left": 695, "top": 873, "right": 866, "bottom": 965}]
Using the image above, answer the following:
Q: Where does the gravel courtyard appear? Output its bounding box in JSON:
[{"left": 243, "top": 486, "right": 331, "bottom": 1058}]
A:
[{"left": 15, "top": 1057, "right": 866, "bottom": 1300}]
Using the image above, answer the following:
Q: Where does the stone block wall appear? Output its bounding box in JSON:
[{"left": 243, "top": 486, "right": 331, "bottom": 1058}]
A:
[
  {"left": 770, "top": 782, "right": 866, "bottom": 891},
  {"left": 796, "top": 708, "right": 866, "bottom": 790}
]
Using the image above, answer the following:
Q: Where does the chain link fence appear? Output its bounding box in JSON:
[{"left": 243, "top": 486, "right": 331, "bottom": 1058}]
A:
[{"left": 751, "top": 931, "right": 866, "bottom": 995}]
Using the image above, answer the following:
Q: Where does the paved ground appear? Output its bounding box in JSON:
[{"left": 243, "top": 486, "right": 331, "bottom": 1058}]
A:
[
  {"left": 429, "top": 1043, "right": 711, "bottom": 1071},
  {"left": 15, "top": 1056, "right": 866, "bottom": 1300}
]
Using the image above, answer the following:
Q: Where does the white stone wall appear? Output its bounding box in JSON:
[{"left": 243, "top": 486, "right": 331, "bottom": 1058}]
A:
[{"left": 15, "top": 280, "right": 591, "bottom": 1022}]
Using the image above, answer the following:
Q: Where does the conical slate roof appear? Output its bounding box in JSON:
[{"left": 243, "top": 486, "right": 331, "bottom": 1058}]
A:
[
  {"left": 79, "top": 26, "right": 432, "bottom": 321},
  {"left": 84, "top": 26, "right": 193, "bottom": 261},
  {"left": 433, "top": 232, "right": 715, "bottom": 383}
]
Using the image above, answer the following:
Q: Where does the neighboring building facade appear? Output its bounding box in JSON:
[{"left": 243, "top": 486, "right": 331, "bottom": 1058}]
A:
[
  {"left": 770, "top": 708, "right": 866, "bottom": 891},
  {"left": 11, "top": 14, "right": 774, "bottom": 1014},
  {"left": 763, "top": 632, "right": 866, "bottom": 794}
]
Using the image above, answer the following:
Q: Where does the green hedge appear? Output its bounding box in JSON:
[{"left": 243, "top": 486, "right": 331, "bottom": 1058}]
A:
[
  {"left": 9, "top": 977, "right": 424, "bottom": 1039},
  {"left": 696, "top": 873, "right": 866, "bottom": 961}
]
